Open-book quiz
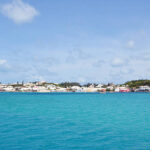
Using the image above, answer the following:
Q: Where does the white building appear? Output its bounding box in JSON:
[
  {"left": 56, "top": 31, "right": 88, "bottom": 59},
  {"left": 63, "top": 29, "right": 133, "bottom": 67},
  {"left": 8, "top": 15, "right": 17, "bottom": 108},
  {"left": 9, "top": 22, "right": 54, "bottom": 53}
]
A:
[
  {"left": 70, "top": 86, "right": 82, "bottom": 92},
  {"left": 3, "top": 86, "right": 15, "bottom": 92},
  {"left": 136, "top": 86, "right": 150, "bottom": 92}
]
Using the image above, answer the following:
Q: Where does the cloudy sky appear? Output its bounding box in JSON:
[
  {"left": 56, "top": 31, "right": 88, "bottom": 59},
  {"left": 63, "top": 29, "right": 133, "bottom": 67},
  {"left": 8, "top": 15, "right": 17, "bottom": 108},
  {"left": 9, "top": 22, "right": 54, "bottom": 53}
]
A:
[{"left": 0, "top": 0, "right": 150, "bottom": 84}]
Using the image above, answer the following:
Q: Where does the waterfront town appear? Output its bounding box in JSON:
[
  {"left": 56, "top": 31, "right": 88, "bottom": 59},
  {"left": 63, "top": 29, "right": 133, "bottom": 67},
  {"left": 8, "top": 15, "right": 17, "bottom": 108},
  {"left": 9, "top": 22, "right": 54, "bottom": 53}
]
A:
[{"left": 0, "top": 80, "right": 150, "bottom": 93}]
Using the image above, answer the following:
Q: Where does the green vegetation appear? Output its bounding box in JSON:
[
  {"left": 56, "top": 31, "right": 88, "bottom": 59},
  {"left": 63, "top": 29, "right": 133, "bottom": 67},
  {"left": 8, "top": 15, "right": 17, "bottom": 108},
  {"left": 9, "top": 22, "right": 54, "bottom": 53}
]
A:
[
  {"left": 59, "top": 82, "right": 81, "bottom": 88},
  {"left": 83, "top": 83, "right": 98, "bottom": 87},
  {"left": 125, "top": 80, "right": 150, "bottom": 88}
]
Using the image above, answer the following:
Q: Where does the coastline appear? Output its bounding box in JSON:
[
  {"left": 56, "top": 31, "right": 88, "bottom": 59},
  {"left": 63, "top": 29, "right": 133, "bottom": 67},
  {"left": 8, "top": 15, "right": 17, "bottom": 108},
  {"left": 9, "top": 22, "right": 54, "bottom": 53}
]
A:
[{"left": 1, "top": 80, "right": 150, "bottom": 93}]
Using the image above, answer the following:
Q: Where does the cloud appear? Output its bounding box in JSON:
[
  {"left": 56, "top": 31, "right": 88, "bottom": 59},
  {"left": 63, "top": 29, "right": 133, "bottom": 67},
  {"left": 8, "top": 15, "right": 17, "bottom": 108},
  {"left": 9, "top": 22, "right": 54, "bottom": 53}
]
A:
[
  {"left": 0, "top": 59, "right": 7, "bottom": 65},
  {"left": 1, "top": 0, "right": 38, "bottom": 24},
  {"left": 0, "top": 59, "right": 11, "bottom": 73},
  {"left": 137, "top": 52, "right": 150, "bottom": 61},
  {"left": 93, "top": 59, "right": 106, "bottom": 67},
  {"left": 66, "top": 48, "right": 90, "bottom": 63},
  {"left": 120, "top": 68, "right": 133, "bottom": 74},
  {"left": 111, "top": 58, "right": 125, "bottom": 67},
  {"left": 127, "top": 40, "right": 135, "bottom": 48}
]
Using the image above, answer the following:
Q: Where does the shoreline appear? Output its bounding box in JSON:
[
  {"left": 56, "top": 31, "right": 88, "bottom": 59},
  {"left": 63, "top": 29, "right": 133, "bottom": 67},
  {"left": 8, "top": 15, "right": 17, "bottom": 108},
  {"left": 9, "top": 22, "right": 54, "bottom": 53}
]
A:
[{"left": 0, "top": 91, "right": 150, "bottom": 93}]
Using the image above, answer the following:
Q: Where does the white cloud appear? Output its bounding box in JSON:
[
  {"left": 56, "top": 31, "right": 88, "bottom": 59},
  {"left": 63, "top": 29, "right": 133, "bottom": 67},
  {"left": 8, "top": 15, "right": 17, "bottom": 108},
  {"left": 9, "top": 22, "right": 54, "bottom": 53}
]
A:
[
  {"left": 0, "top": 59, "right": 7, "bottom": 65},
  {"left": 120, "top": 68, "right": 133, "bottom": 74},
  {"left": 0, "top": 59, "right": 12, "bottom": 73},
  {"left": 127, "top": 40, "right": 135, "bottom": 48},
  {"left": 1, "top": 0, "right": 38, "bottom": 24},
  {"left": 111, "top": 58, "right": 125, "bottom": 67}
]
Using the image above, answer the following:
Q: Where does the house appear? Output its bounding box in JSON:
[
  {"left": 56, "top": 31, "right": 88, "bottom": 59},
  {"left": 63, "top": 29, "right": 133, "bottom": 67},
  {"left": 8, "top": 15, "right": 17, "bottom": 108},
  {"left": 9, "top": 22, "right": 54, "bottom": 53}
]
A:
[
  {"left": 3, "top": 86, "right": 15, "bottom": 92},
  {"left": 115, "top": 86, "right": 130, "bottom": 92},
  {"left": 106, "top": 86, "right": 114, "bottom": 91},
  {"left": 70, "top": 86, "right": 82, "bottom": 92},
  {"left": 136, "top": 86, "right": 150, "bottom": 92}
]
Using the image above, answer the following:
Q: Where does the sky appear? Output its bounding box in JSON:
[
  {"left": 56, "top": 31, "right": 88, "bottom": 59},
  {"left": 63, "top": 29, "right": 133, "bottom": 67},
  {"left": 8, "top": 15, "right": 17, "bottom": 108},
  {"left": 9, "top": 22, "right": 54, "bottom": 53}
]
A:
[{"left": 0, "top": 0, "right": 150, "bottom": 84}]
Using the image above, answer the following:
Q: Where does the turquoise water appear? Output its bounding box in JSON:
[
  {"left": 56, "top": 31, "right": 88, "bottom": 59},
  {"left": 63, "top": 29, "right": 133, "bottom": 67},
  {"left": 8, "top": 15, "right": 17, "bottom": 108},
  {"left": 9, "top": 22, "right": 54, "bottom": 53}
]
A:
[{"left": 0, "top": 93, "right": 150, "bottom": 150}]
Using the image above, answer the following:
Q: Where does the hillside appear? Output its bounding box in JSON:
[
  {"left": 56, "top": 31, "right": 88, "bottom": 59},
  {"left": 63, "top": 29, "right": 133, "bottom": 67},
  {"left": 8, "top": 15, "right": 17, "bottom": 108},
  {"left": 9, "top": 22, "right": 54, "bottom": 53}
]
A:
[{"left": 125, "top": 80, "right": 150, "bottom": 88}]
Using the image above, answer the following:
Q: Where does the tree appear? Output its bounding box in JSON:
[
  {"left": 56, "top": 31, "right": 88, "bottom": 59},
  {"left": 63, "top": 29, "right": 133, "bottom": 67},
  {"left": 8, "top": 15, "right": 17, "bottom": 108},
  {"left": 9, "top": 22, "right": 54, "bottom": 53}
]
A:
[{"left": 59, "top": 82, "right": 81, "bottom": 88}]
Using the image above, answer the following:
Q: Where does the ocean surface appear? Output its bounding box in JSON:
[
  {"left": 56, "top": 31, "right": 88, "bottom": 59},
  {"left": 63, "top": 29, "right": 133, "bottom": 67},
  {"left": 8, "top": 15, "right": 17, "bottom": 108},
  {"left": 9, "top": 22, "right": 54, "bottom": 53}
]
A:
[{"left": 0, "top": 92, "right": 150, "bottom": 150}]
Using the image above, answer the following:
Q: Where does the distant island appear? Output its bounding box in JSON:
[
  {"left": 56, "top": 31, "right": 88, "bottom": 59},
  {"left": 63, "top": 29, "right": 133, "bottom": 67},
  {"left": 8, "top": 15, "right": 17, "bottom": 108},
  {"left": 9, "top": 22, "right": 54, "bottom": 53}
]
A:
[{"left": 0, "top": 80, "right": 150, "bottom": 93}]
